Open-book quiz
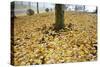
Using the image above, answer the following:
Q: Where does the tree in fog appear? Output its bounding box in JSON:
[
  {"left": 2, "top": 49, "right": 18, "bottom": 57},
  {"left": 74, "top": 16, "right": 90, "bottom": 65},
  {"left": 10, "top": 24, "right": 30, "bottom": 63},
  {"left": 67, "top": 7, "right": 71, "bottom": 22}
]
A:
[
  {"left": 83, "top": 5, "right": 85, "bottom": 11},
  {"left": 74, "top": 5, "right": 76, "bottom": 11},
  {"left": 21, "top": 1, "right": 23, "bottom": 6},
  {"left": 27, "top": 2, "right": 34, "bottom": 15},
  {"left": 28, "top": 2, "right": 31, "bottom": 8},
  {"left": 75, "top": 5, "right": 86, "bottom": 12},
  {"left": 54, "top": 4, "right": 65, "bottom": 31},
  {"left": 37, "top": 2, "right": 39, "bottom": 13}
]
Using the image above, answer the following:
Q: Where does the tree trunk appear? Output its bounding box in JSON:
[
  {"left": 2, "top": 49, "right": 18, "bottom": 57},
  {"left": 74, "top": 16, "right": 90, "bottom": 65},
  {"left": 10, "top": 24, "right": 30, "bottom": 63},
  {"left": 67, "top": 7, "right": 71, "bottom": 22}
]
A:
[
  {"left": 37, "top": 2, "right": 39, "bottom": 13},
  {"left": 11, "top": 1, "right": 15, "bottom": 65},
  {"left": 11, "top": 1, "right": 15, "bottom": 18},
  {"left": 95, "top": 6, "right": 97, "bottom": 14},
  {"left": 54, "top": 4, "right": 65, "bottom": 31}
]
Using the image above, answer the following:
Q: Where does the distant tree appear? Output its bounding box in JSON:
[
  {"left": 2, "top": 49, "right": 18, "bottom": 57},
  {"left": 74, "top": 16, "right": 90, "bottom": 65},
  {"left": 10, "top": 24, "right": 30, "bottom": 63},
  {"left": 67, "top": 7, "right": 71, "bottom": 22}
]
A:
[
  {"left": 83, "top": 5, "right": 85, "bottom": 11},
  {"left": 27, "top": 2, "right": 34, "bottom": 15},
  {"left": 75, "top": 5, "right": 78, "bottom": 11},
  {"left": 21, "top": 1, "right": 23, "bottom": 6},
  {"left": 28, "top": 2, "right": 31, "bottom": 9},
  {"left": 75, "top": 5, "right": 85, "bottom": 12},
  {"left": 45, "top": 8, "right": 49, "bottom": 12},
  {"left": 50, "top": 8, "right": 52, "bottom": 11},
  {"left": 54, "top": 4, "right": 65, "bottom": 31},
  {"left": 37, "top": 2, "right": 39, "bottom": 13},
  {"left": 65, "top": 4, "right": 70, "bottom": 11},
  {"left": 27, "top": 9, "right": 34, "bottom": 15}
]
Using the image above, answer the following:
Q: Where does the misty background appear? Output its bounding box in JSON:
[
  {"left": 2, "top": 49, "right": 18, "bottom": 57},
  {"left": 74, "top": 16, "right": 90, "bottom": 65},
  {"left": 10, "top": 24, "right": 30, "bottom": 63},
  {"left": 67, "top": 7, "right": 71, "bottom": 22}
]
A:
[{"left": 13, "top": 1, "right": 97, "bottom": 16}]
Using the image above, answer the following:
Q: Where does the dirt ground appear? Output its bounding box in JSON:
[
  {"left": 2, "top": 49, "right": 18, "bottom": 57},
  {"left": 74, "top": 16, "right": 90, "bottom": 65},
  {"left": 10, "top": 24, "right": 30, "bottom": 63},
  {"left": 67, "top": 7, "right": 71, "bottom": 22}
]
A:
[{"left": 11, "top": 11, "right": 97, "bottom": 65}]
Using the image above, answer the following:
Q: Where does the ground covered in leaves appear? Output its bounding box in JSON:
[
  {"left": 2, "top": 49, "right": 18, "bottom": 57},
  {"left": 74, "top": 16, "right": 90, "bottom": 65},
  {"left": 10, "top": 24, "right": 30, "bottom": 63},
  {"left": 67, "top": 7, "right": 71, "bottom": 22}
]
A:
[{"left": 11, "top": 12, "right": 97, "bottom": 65}]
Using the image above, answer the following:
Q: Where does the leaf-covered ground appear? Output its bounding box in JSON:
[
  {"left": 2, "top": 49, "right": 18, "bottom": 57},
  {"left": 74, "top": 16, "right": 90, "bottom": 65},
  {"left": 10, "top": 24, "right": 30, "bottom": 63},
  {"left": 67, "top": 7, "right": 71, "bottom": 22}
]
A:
[{"left": 11, "top": 12, "right": 97, "bottom": 65}]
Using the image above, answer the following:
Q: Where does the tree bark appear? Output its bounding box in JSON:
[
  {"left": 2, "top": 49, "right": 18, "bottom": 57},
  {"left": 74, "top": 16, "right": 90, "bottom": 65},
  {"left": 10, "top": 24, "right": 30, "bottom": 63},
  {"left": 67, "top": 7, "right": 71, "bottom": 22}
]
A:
[
  {"left": 11, "top": 1, "right": 15, "bottom": 65},
  {"left": 54, "top": 4, "right": 65, "bottom": 31}
]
